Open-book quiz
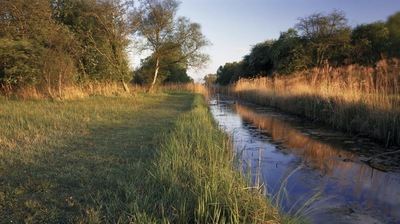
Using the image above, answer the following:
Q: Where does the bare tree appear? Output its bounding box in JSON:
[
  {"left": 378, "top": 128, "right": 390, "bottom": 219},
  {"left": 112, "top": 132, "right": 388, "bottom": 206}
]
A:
[{"left": 296, "top": 10, "right": 350, "bottom": 67}]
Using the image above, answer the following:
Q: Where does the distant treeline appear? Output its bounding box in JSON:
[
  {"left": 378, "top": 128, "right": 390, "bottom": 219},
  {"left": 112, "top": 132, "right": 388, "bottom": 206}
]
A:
[{"left": 214, "top": 10, "right": 400, "bottom": 85}]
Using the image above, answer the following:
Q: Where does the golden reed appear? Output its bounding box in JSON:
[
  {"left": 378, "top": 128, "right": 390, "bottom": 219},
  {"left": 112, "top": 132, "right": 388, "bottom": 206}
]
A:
[{"left": 229, "top": 59, "right": 400, "bottom": 146}]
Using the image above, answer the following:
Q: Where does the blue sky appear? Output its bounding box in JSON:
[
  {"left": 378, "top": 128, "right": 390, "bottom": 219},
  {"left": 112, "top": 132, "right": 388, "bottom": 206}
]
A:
[{"left": 175, "top": 0, "right": 400, "bottom": 81}]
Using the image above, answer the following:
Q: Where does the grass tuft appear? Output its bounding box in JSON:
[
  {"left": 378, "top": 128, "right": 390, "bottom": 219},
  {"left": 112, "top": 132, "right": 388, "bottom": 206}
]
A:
[{"left": 130, "top": 94, "right": 286, "bottom": 223}]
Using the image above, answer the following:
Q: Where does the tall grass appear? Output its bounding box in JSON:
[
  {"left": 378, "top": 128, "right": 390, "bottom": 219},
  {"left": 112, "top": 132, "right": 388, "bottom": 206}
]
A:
[
  {"left": 2, "top": 81, "right": 209, "bottom": 101},
  {"left": 145, "top": 95, "right": 286, "bottom": 223},
  {"left": 151, "top": 82, "right": 210, "bottom": 99},
  {"left": 0, "top": 92, "right": 292, "bottom": 223},
  {"left": 231, "top": 59, "right": 400, "bottom": 146},
  {"left": 2, "top": 82, "right": 133, "bottom": 100}
]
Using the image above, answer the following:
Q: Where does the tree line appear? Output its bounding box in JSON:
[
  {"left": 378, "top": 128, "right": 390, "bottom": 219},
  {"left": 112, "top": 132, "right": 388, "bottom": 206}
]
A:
[
  {"left": 0, "top": 0, "right": 209, "bottom": 96},
  {"left": 215, "top": 10, "right": 400, "bottom": 85}
]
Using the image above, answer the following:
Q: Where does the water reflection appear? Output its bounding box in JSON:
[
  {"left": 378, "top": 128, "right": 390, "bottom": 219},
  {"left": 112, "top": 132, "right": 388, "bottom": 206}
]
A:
[{"left": 210, "top": 97, "right": 400, "bottom": 224}]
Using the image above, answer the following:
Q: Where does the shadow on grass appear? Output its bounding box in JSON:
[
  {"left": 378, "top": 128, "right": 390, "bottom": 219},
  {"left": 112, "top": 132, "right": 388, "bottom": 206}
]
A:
[{"left": 0, "top": 93, "right": 195, "bottom": 223}]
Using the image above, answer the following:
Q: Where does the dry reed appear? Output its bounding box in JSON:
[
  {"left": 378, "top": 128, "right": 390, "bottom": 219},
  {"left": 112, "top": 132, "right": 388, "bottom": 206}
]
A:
[
  {"left": 1, "top": 82, "right": 135, "bottom": 100},
  {"left": 230, "top": 59, "right": 400, "bottom": 146},
  {"left": 1, "top": 80, "right": 211, "bottom": 100}
]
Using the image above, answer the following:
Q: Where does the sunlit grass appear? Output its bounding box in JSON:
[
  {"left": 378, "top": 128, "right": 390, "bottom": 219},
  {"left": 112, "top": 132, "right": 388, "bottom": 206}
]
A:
[
  {"left": 0, "top": 93, "right": 192, "bottom": 222},
  {"left": 149, "top": 95, "right": 282, "bottom": 223},
  {"left": 230, "top": 59, "right": 400, "bottom": 146},
  {"left": 0, "top": 92, "right": 290, "bottom": 223}
]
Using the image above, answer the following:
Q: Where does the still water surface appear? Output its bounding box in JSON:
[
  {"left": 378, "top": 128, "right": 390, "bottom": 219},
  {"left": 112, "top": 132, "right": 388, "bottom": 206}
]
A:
[{"left": 209, "top": 95, "right": 400, "bottom": 224}]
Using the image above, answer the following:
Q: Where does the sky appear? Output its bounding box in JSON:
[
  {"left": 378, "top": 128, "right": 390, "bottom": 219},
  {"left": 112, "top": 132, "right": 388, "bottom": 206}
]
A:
[{"left": 172, "top": 0, "right": 400, "bottom": 82}]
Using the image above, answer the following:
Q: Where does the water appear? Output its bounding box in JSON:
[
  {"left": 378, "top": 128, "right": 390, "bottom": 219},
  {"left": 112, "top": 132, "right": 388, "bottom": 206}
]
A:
[{"left": 209, "top": 95, "right": 400, "bottom": 224}]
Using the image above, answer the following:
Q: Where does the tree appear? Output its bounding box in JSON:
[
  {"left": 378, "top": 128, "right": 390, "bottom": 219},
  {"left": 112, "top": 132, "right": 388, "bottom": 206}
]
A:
[
  {"left": 351, "top": 22, "right": 390, "bottom": 65},
  {"left": 0, "top": 39, "right": 45, "bottom": 91},
  {"left": 270, "top": 29, "right": 310, "bottom": 74},
  {"left": 296, "top": 10, "right": 351, "bottom": 67},
  {"left": 243, "top": 40, "right": 275, "bottom": 77},
  {"left": 133, "top": 48, "right": 193, "bottom": 85},
  {"left": 203, "top": 74, "right": 217, "bottom": 85},
  {"left": 163, "top": 63, "right": 192, "bottom": 83},
  {"left": 52, "top": 0, "right": 132, "bottom": 87},
  {"left": 215, "top": 61, "right": 243, "bottom": 85},
  {"left": 0, "top": 0, "right": 77, "bottom": 96},
  {"left": 132, "top": 0, "right": 210, "bottom": 92},
  {"left": 0, "top": 0, "right": 133, "bottom": 96},
  {"left": 387, "top": 12, "right": 400, "bottom": 58}
]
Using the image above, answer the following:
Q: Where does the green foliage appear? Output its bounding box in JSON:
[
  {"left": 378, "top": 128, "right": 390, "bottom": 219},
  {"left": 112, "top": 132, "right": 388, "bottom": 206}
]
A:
[
  {"left": 163, "top": 63, "right": 193, "bottom": 83},
  {"left": 270, "top": 29, "right": 310, "bottom": 74},
  {"left": 0, "top": 0, "right": 53, "bottom": 40},
  {"left": 133, "top": 48, "right": 193, "bottom": 85},
  {"left": 52, "top": 0, "right": 132, "bottom": 83},
  {"left": 243, "top": 40, "right": 274, "bottom": 77},
  {"left": 215, "top": 61, "right": 244, "bottom": 85},
  {"left": 0, "top": 0, "right": 76, "bottom": 93},
  {"left": 133, "top": 57, "right": 156, "bottom": 85},
  {"left": 0, "top": 38, "right": 45, "bottom": 88},
  {"left": 351, "top": 22, "right": 390, "bottom": 65},
  {"left": 387, "top": 12, "right": 400, "bottom": 58},
  {"left": 0, "top": 0, "right": 132, "bottom": 96},
  {"left": 203, "top": 74, "right": 217, "bottom": 85},
  {"left": 133, "top": 0, "right": 210, "bottom": 91}
]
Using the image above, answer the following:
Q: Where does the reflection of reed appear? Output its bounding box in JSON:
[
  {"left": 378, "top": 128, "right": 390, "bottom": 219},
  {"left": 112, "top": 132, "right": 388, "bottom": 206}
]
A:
[
  {"left": 231, "top": 59, "right": 400, "bottom": 146},
  {"left": 236, "top": 104, "right": 353, "bottom": 175},
  {"left": 235, "top": 103, "right": 400, "bottom": 216}
]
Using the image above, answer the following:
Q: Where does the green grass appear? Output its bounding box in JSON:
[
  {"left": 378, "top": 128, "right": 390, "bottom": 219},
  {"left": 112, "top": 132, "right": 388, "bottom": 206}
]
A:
[{"left": 0, "top": 92, "right": 287, "bottom": 223}]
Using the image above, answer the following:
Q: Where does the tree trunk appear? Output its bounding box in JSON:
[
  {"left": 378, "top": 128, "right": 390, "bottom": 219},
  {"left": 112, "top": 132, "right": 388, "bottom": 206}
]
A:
[
  {"left": 58, "top": 70, "right": 63, "bottom": 99},
  {"left": 148, "top": 57, "right": 160, "bottom": 93},
  {"left": 122, "top": 80, "right": 130, "bottom": 93}
]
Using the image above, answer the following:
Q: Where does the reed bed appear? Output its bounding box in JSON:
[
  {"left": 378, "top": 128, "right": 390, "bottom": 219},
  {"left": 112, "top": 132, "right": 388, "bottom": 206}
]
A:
[
  {"left": 2, "top": 81, "right": 209, "bottom": 101},
  {"left": 2, "top": 82, "right": 133, "bottom": 100},
  {"left": 153, "top": 82, "right": 210, "bottom": 99},
  {"left": 231, "top": 59, "right": 400, "bottom": 146}
]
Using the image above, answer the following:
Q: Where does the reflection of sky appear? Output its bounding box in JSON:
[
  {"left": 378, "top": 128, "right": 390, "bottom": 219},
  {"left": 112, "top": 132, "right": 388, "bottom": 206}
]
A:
[
  {"left": 209, "top": 99, "right": 242, "bottom": 135},
  {"left": 209, "top": 96, "right": 400, "bottom": 223}
]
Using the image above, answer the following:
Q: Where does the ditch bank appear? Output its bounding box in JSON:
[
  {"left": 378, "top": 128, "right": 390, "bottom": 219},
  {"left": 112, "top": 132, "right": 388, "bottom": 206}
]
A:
[
  {"left": 209, "top": 95, "right": 400, "bottom": 223},
  {"left": 218, "top": 59, "right": 400, "bottom": 147}
]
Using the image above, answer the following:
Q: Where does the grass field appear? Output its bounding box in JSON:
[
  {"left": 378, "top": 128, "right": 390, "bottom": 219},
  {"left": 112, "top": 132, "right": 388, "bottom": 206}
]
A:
[{"left": 0, "top": 92, "right": 288, "bottom": 223}]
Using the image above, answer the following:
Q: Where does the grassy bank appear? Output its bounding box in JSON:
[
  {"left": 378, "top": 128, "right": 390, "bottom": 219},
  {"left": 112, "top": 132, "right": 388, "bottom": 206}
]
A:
[
  {"left": 230, "top": 59, "right": 400, "bottom": 146},
  {"left": 0, "top": 92, "right": 285, "bottom": 223}
]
